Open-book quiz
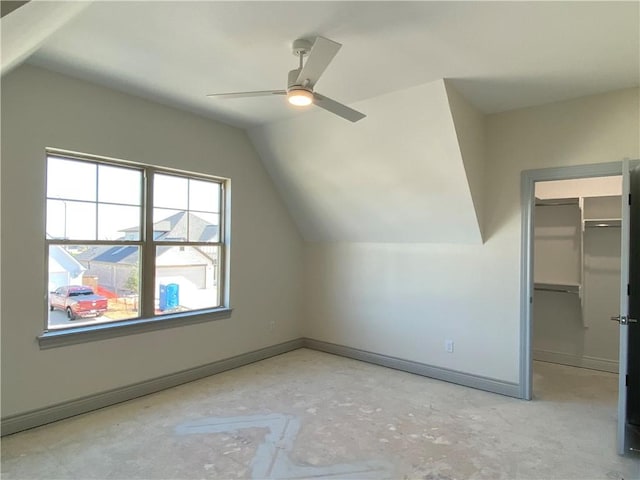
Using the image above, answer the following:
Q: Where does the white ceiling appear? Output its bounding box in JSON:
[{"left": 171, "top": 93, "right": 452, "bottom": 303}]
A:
[{"left": 16, "top": 1, "right": 640, "bottom": 129}]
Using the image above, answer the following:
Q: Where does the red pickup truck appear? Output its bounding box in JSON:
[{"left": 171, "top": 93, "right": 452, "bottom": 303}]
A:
[{"left": 50, "top": 285, "right": 108, "bottom": 320}]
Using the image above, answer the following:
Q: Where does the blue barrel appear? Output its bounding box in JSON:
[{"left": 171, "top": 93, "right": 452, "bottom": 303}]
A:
[{"left": 159, "top": 283, "right": 180, "bottom": 311}]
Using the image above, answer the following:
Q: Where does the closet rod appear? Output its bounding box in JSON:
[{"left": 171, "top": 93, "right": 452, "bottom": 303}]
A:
[
  {"left": 584, "top": 220, "right": 621, "bottom": 228},
  {"left": 535, "top": 202, "right": 579, "bottom": 207},
  {"left": 535, "top": 197, "right": 579, "bottom": 207}
]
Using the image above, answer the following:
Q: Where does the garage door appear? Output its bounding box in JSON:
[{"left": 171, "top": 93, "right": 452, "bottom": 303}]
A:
[{"left": 157, "top": 265, "right": 206, "bottom": 289}]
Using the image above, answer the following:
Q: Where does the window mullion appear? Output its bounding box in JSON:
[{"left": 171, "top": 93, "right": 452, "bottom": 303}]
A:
[
  {"left": 141, "top": 169, "right": 156, "bottom": 318},
  {"left": 219, "top": 182, "right": 227, "bottom": 306},
  {"left": 94, "top": 163, "right": 99, "bottom": 240},
  {"left": 186, "top": 179, "right": 191, "bottom": 242}
]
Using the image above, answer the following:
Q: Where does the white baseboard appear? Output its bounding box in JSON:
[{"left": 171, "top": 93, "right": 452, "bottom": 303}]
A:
[{"left": 533, "top": 349, "right": 619, "bottom": 373}]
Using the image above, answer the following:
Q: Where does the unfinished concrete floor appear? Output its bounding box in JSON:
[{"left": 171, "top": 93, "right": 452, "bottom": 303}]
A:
[{"left": 1, "top": 349, "right": 639, "bottom": 479}]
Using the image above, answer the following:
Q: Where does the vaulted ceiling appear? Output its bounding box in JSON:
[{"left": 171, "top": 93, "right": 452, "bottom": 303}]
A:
[
  {"left": 249, "top": 79, "right": 486, "bottom": 243},
  {"left": 2, "top": 1, "right": 638, "bottom": 243}
]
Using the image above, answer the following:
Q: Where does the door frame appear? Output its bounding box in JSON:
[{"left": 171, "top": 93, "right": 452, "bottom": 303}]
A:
[{"left": 519, "top": 161, "right": 625, "bottom": 400}]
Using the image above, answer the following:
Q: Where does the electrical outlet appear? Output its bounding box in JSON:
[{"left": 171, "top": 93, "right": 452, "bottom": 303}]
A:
[
  {"left": 269, "top": 320, "right": 276, "bottom": 331},
  {"left": 445, "top": 340, "right": 454, "bottom": 353}
]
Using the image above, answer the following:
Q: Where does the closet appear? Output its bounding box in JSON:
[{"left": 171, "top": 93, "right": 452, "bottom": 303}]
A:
[{"left": 533, "top": 177, "right": 622, "bottom": 373}]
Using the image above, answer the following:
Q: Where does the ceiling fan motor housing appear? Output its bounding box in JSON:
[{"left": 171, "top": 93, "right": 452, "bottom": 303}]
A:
[{"left": 292, "top": 38, "right": 312, "bottom": 57}]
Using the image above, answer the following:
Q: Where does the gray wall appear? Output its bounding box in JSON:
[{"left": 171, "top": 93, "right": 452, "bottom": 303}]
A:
[
  {"left": 303, "top": 88, "right": 639, "bottom": 383},
  {"left": 1, "top": 64, "right": 638, "bottom": 419},
  {"left": 0, "top": 65, "right": 304, "bottom": 417}
]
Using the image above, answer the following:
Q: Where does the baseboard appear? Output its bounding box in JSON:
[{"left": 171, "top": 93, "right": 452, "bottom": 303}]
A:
[
  {"left": 1, "top": 338, "right": 304, "bottom": 437},
  {"left": 2, "top": 337, "right": 522, "bottom": 436},
  {"left": 533, "top": 349, "right": 619, "bottom": 373},
  {"left": 302, "top": 338, "right": 520, "bottom": 398}
]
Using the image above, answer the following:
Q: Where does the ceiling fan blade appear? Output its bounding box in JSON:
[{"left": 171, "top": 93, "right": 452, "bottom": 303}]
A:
[
  {"left": 295, "top": 37, "right": 341, "bottom": 88},
  {"left": 313, "top": 93, "right": 366, "bottom": 123},
  {"left": 207, "top": 90, "right": 286, "bottom": 99}
]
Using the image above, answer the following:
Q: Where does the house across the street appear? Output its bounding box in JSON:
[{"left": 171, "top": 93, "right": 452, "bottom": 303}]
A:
[{"left": 73, "top": 211, "right": 219, "bottom": 301}]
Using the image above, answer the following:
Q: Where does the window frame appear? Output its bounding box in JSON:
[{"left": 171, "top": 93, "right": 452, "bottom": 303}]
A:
[{"left": 39, "top": 149, "right": 231, "bottom": 349}]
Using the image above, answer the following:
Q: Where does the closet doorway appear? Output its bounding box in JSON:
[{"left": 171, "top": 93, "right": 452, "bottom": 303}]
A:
[
  {"left": 520, "top": 160, "right": 640, "bottom": 456},
  {"left": 533, "top": 176, "right": 622, "bottom": 373}
]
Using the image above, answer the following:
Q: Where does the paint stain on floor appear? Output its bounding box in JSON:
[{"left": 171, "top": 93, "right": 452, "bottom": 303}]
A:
[{"left": 176, "top": 413, "right": 394, "bottom": 479}]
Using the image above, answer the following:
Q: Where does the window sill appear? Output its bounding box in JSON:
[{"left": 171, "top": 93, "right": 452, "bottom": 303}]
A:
[{"left": 38, "top": 308, "right": 232, "bottom": 350}]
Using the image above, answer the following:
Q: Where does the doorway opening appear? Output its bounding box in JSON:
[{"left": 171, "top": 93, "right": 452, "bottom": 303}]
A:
[
  {"left": 530, "top": 176, "right": 623, "bottom": 449},
  {"left": 520, "top": 160, "right": 640, "bottom": 456},
  {"left": 520, "top": 162, "right": 625, "bottom": 397},
  {"left": 532, "top": 176, "right": 622, "bottom": 374}
]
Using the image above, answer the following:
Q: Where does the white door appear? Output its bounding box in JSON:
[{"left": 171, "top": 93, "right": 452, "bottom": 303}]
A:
[{"left": 616, "top": 159, "right": 640, "bottom": 455}]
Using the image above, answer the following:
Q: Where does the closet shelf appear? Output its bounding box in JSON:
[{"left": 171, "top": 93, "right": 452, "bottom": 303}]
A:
[{"left": 534, "top": 282, "right": 581, "bottom": 295}]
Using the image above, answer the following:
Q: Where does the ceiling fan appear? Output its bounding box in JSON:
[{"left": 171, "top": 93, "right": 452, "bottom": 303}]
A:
[{"left": 207, "top": 36, "right": 366, "bottom": 123}]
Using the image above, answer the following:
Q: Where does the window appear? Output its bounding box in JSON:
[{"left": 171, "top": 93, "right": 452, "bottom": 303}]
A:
[{"left": 45, "top": 151, "right": 228, "bottom": 335}]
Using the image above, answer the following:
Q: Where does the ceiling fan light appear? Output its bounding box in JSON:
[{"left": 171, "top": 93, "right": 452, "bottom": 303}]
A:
[{"left": 287, "top": 89, "right": 313, "bottom": 106}]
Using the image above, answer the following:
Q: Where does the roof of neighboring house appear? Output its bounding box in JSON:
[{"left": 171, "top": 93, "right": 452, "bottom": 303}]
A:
[
  {"left": 93, "top": 246, "right": 138, "bottom": 263},
  {"left": 200, "top": 224, "right": 219, "bottom": 242},
  {"left": 120, "top": 211, "right": 218, "bottom": 241},
  {"left": 78, "top": 212, "right": 218, "bottom": 265},
  {"left": 74, "top": 244, "right": 138, "bottom": 265},
  {"left": 154, "top": 211, "right": 218, "bottom": 242},
  {"left": 49, "top": 245, "right": 86, "bottom": 277}
]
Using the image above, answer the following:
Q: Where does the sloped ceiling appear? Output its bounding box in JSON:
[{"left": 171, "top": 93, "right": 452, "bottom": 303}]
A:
[
  {"left": 249, "top": 79, "right": 484, "bottom": 243},
  {"left": 2, "top": 2, "right": 638, "bottom": 244},
  {"left": 5, "top": 2, "right": 638, "bottom": 128},
  {"left": 0, "top": 1, "right": 90, "bottom": 74}
]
